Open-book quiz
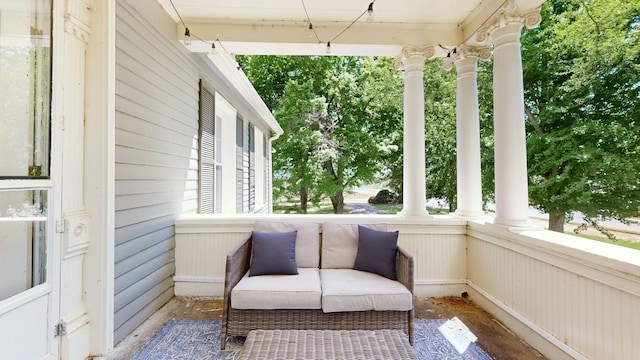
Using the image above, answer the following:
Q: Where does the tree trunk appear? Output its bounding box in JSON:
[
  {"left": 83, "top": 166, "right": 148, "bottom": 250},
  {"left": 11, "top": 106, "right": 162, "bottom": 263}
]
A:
[
  {"left": 330, "top": 190, "right": 344, "bottom": 214},
  {"left": 299, "top": 186, "right": 308, "bottom": 214},
  {"left": 548, "top": 212, "right": 565, "bottom": 233},
  {"left": 447, "top": 194, "right": 456, "bottom": 214}
]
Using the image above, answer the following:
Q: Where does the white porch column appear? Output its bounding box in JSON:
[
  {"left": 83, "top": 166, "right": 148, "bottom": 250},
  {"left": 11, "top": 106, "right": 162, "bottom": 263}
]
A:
[
  {"left": 449, "top": 47, "right": 490, "bottom": 218},
  {"left": 490, "top": 11, "right": 540, "bottom": 227},
  {"left": 398, "top": 48, "right": 433, "bottom": 217}
]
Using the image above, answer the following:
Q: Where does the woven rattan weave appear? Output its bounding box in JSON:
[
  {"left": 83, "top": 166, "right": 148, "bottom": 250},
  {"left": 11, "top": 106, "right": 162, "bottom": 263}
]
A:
[
  {"left": 220, "top": 234, "right": 414, "bottom": 350},
  {"left": 238, "top": 329, "right": 417, "bottom": 360}
]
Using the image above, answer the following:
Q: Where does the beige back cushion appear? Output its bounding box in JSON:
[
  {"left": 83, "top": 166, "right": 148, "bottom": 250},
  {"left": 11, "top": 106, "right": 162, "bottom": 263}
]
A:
[
  {"left": 254, "top": 221, "right": 320, "bottom": 268},
  {"left": 320, "top": 223, "right": 387, "bottom": 269}
]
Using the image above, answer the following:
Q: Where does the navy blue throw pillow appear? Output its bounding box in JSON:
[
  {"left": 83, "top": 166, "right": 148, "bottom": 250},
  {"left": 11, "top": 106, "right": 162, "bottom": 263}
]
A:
[
  {"left": 249, "top": 230, "right": 298, "bottom": 276},
  {"left": 354, "top": 225, "right": 398, "bottom": 280}
]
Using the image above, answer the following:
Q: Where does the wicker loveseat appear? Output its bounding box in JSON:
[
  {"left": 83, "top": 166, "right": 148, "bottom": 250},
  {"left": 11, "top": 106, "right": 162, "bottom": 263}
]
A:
[{"left": 220, "top": 221, "right": 414, "bottom": 349}]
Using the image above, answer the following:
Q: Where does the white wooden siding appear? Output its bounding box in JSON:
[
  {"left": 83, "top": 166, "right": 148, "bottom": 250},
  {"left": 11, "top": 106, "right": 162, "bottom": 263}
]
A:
[{"left": 114, "top": 0, "right": 199, "bottom": 344}]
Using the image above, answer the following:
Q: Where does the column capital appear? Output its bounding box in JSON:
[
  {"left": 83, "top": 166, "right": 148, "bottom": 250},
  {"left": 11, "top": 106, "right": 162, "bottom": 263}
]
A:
[
  {"left": 443, "top": 45, "right": 491, "bottom": 71},
  {"left": 475, "top": 6, "right": 542, "bottom": 45},
  {"left": 394, "top": 46, "right": 436, "bottom": 69}
]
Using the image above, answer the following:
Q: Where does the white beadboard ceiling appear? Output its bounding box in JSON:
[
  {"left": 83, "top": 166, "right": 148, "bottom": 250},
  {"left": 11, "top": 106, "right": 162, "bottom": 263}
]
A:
[{"left": 157, "top": 0, "right": 545, "bottom": 56}]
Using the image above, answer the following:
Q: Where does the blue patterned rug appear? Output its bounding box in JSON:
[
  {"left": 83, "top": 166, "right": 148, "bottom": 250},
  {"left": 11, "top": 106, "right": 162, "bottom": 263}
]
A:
[{"left": 132, "top": 318, "right": 491, "bottom": 360}]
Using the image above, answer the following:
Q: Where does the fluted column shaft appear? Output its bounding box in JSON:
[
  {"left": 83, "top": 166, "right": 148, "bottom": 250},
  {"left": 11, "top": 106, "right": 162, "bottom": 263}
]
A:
[
  {"left": 454, "top": 56, "right": 484, "bottom": 217},
  {"left": 491, "top": 23, "right": 530, "bottom": 226},
  {"left": 400, "top": 54, "right": 428, "bottom": 216}
]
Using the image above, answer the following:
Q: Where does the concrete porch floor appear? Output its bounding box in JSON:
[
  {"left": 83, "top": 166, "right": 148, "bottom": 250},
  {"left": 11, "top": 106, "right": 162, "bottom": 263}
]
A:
[{"left": 106, "top": 296, "right": 545, "bottom": 359}]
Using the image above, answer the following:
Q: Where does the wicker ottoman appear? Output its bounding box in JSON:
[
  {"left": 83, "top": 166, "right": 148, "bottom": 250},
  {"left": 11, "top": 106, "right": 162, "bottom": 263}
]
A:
[{"left": 238, "top": 329, "right": 416, "bottom": 360}]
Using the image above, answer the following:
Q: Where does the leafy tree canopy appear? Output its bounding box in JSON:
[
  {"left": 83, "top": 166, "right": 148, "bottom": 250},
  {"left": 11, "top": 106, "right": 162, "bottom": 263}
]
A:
[
  {"left": 240, "top": 56, "right": 402, "bottom": 213},
  {"left": 522, "top": 0, "right": 640, "bottom": 232}
]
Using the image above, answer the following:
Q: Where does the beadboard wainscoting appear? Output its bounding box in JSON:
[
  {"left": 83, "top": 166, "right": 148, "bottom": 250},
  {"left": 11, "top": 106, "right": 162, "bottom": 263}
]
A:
[{"left": 174, "top": 215, "right": 469, "bottom": 298}]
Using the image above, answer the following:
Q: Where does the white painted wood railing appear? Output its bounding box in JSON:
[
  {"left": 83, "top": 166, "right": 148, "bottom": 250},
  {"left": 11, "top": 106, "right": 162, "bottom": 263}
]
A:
[
  {"left": 467, "top": 221, "right": 640, "bottom": 360},
  {"left": 174, "top": 214, "right": 640, "bottom": 360},
  {"left": 174, "top": 214, "right": 468, "bottom": 297}
]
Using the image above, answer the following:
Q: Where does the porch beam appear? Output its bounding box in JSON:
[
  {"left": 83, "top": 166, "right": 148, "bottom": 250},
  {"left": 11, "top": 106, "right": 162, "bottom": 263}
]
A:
[{"left": 182, "top": 22, "right": 461, "bottom": 57}]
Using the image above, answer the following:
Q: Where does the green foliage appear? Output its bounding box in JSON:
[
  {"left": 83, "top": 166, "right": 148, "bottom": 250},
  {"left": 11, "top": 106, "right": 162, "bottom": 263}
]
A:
[
  {"left": 241, "top": 56, "right": 398, "bottom": 213},
  {"left": 478, "top": 60, "right": 497, "bottom": 205},
  {"left": 522, "top": 0, "right": 640, "bottom": 231},
  {"left": 242, "top": 0, "right": 640, "bottom": 225},
  {"left": 423, "top": 60, "right": 458, "bottom": 210}
]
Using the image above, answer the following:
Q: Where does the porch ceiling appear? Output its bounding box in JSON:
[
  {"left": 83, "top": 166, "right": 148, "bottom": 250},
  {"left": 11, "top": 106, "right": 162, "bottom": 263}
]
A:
[{"left": 158, "top": 0, "right": 545, "bottom": 56}]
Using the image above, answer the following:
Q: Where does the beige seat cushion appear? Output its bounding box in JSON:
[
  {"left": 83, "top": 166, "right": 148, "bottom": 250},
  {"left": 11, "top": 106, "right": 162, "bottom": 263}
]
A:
[
  {"left": 320, "top": 269, "right": 412, "bottom": 313},
  {"left": 321, "top": 223, "right": 387, "bottom": 269},
  {"left": 254, "top": 221, "right": 320, "bottom": 268},
  {"left": 231, "top": 268, "right": 321, "bottom": 310}
]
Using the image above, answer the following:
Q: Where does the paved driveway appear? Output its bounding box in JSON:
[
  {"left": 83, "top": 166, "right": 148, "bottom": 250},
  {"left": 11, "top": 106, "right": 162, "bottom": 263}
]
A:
[{"left": 346, "top": 202, "right": 388, "bottom": 214}]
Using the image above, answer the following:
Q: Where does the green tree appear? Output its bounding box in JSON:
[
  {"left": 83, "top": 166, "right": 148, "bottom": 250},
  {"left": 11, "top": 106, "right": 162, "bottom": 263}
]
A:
[
  {"left": 314, "top": 57, "right": 382, "bottom": 213},
  {"left": 272, "top": 80, "right": 325, "bottom": 212},
  {"left": 242, "top": 56, "right": 394, "bottom": 213},
  {"left": 358, "top": 57, "right": 404, "bottom": 196},
  {"left": 424, "top": 60, "right": 458, "bottom": 211},
  {"left": 522, "top": 0, "right": 640, "bottom": 233}
]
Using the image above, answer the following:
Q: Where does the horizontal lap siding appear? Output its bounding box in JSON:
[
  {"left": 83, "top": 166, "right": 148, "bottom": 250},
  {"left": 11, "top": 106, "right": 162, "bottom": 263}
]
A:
[{"left": 114, "top": 0, "right": 199, "bottom": 344}]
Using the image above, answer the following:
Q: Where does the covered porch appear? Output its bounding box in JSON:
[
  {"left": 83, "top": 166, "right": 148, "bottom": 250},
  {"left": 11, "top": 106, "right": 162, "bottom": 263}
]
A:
[
  {"left": 162, "top": 1, "right": 638, "bottom": 359},
  {"left": 1, "top": 0, "right": 637, "bottom": 359},
  {"left": 170, "top": 214, "right": 638, "bottom": 360}
]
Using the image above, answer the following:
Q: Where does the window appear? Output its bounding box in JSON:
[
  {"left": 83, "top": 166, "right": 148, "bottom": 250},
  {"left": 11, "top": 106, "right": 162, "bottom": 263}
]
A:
[
  {"left": 0, "top": 188, "right": 49, "bottom": 301},
  {"left": 0, "top": 1, "right": 51, "bottom": 179},
  {"left": 0, "top": 1, "right": 52, "bottom": 301}
]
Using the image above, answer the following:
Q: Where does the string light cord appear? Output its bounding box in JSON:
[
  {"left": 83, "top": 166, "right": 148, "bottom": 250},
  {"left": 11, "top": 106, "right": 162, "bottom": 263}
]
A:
[
  {"left": 301, "top": 0, "right": 321, "bottom": 43},
  {"left": 302, "top": 0, "right": 376, "bottom": 52},
  {"left": 171, "top": 0, "right": 376, "bottom": 55},
  {"left": 170, "top": 0, "right": 512, "bottom": 59},
  {"left": 328, "top": 0, "right": 374, "bottom": 44},
  {"left": 169, "top": 0, "right": 188, "bottom": 29}
]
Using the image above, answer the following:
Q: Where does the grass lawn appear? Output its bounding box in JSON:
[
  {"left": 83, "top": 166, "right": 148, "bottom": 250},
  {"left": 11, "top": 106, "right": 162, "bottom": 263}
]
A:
[
  {"left": 274, "top": 200, "right": 640, "bottom": 251},
  {"left": 570, "top": 232, "right": 640, "bottom": 251},
  {"left": 276, "top": 201, "right": 449, "bottom": 216},
  {"left": 370, "top": 203, "right": 450, "bottom": 215},
  {"left": 273, "top": 202, "right": 350, "bottom": 214}
]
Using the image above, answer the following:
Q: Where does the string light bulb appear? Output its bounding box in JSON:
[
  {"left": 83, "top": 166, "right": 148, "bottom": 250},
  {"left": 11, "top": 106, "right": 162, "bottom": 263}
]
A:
[
  {"left": 326, "top": 41, "right": 331, "bottom": 54},
  {"left": 307, "top": 23, "right": 314, "bottom": 38},
  {"left": 367, "top": 2, "right": 374, "bottom": 22},
  {"left": 184, "top": 27, "right": 191, "bottom": 46},
  {"left": 210, "top": 42, "right": 217, "bottom": 55}
]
